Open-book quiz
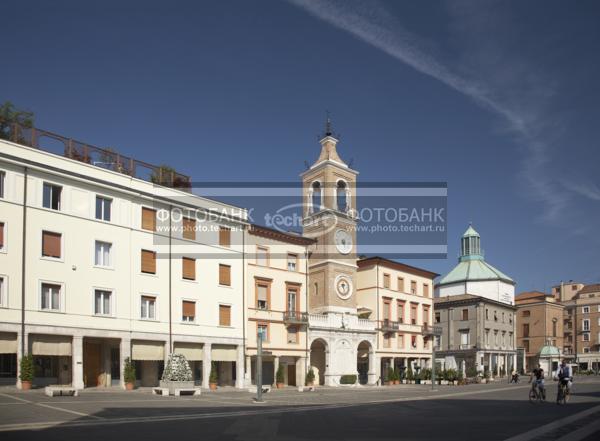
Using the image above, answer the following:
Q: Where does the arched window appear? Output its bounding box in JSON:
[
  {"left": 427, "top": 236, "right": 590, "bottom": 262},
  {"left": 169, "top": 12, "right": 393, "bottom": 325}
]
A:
[
  {"left": 313, "top": 282, "right": 319, "bottom": 296},
  {"left": 336, "top": 180, "right": 348, "bottom": 212},
  {"left": 311, "top": 181, "right": 322, "bottom": 213}
]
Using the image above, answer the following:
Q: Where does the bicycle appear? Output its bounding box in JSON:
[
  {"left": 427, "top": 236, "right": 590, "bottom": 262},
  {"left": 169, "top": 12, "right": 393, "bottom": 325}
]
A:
[
  {"left": 556, "top": 379, "right": 570, "bottom": 405},
  {"left": 529, "top": 381, "right": 545, "bottom": 403}
]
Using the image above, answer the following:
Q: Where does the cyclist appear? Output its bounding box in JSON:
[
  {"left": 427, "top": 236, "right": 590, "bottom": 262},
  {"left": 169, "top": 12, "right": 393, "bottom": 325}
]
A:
[
  {"left": 557, "top": 359, "right": 573, "bottom": 399},
  {"left": 529, "top": 364, "right": 546, "bottom": 401}
]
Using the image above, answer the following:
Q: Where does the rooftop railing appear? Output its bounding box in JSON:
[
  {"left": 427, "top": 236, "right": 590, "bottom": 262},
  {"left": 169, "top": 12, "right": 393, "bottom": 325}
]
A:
[{"left": 0, "top": 119, "right": 192, "bottom": 192}]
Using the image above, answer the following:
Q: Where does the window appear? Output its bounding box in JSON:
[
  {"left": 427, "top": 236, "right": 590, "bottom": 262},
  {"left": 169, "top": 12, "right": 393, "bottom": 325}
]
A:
[
  {"left": 95, "top": 196, "right": 112, "bottom": 221},
  {"left": 583, "top": 319, "right": 590, "bottom": 331},
  {"left": 397, "top": 301, "right": 405, "bottom": 323},
  {"left": 485, "top": 308, "right": 489, "bottom": 320},
  {"left": 94, "top": 289, "right": 112, "bottom": 316},
  {"left": 258, "top": 323, "right": 268, "bottom": 341},
  {"left": 383, "top": 333, "right": 391, "bottom": 348},
  {"left": 410, "top": 304, "right": 417, "bottom": 325},
  {"left": 460, "top": 332, "right": 469, "bottom": 347},
  {"left": 42, "top": 231, "right": 61, "bottom": 258},
  {"left": 502, "top": 312, "right": 505, "bottom": 323},
  {"left": 219, "top": 304, "right": 231, "bottom": 326},
  {"left": 582, "top": 306, "right": 590, "bottom": 314},
  {"left": 411, "top": 335, "right": 417, "bottom": 349},
  {"left": 41, "top": 283, "right": 60, "bottom": 311},
  {"left": 182, "top": 218, "right": 196, "bottom": 240},
  {"left": 523, "top": 323, "right": 529, "bottom": 337},
  {"left": 461, "top": 309, "right": 468, "bottom": 321},
  {"left": 583, "top": 333, "right": 590, "bottom": 342},
  {"left": 140, "top": 295, "right": 156, "bottom": 320},
  {"left": 0, "top": 222, "right": 4, "bottom": 250},
  {"left": 423, "top": 284, "right": 429, "bottom": 298},
  {"left": 219, "top": 226, "right": 231, "bottom": 247},
  {"left": 493, "top": 311, "right": 498, "bottom": 322},
  {"left": 141, "top": 207, "right": 156, "bottom": 231},
  {"left": 182, "top": 300, "right": 195, "bottom": 322},
  {"left": 383, "top": 298, "right": 391, "bottom": 321},
  {"left": 94, "top": 241, "right": 112, "bottom": 267},
  {"left": 552, "top": 319, "right": 557, "bottom": 337},
  {"left": 0, "top": 170, "right": 4, "bottom": 198},
  {"left": 42, "top": 183, "right": 61, "bottom": 210},
  {"left": 410, "top": 280, "right": 417, "bottom": 295},
  {"left": 287, "top": 287, "right": 298, "bottom": 313},
  {"left": 0, "top": 276, "right": 5, "bottom": 306},
  {"left": 485, "top": 329, "right": 490, "bottom": 345},
  {"left": 522, "top": 310, "right": 530, "bottom": 317},
  {"left": 219, "top": 264, "right": 231, "bottom": 286},
  {"left": 583, "top": 347, "right": 590, "bottom": 353},
  {"left": 287, "top": 253, "right": 297, "bottom": 271},
  {"left": 509, "top": 314, "right": 513, "bottom": 324},
  {"left": 256, "top": 247, "right": 268, "bottom": 266},
  {"left": 423, "top": 307, "right": 429, "bottom": 327},
  {"left": 141, "top": 250, "right": 156, "bottom": 274},
  {"left": 182, "top": 257, "right": 196, "bottom": 280},
  {"left": 523, "top": 340, "right": 530, "bottom": 353},
  {"left": 435, "top": 312, "right": 440, "bottom": 323},
  {"left": 397, "top": 277, "right": 404, "bottom": 292},
  {"left": 256, "top": 281, "right": 269, "bottom": 310},
  {"left": 311, "top": 181, "right": 322, "bottom": 213},
  {"left": 383, "top": 273, "right": 390, "bottom": 289},
  {"left": 397, "top": 334, "right": 404, "bottom": 348},
  {"left": 287, "top": 327, "right": 298, "bottom": 344}
]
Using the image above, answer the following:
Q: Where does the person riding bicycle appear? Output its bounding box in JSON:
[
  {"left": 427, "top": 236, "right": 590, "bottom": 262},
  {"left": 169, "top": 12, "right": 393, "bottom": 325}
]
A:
[
  {"left": 557, "top": 359, "right": 573, "bottom": 395},
  {"left": 529, "top": 364, "right": 546, "bottom": 400}
]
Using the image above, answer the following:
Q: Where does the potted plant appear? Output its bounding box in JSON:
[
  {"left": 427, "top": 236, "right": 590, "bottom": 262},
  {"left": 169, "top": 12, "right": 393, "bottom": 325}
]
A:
[
  {"left": 385, "top": 367, "right": 394, "bottom": 385},
  {"left": 457, "top": 370, "right": 465, "bottom": 385},
  {"left": 276, "top": 365, "right": 285, "bottom": 389},
  {"left": 19, "top": 354, "right": 34, "bottom": 390},
  {"left": 160, "top": 353, "right": 194, "bottom": 395},
  {"left": 446, "top": 368, "right": 457, "bottom": 385},
  {"left": 406, "top": 366, "right": 414, "bottom": 384},
  {"left": 393, "top": 368, "right": 400, "bottom": 385},
  {"left": 305, "top": 368, "right": 315, "bottom": 387},
  {"left": 123, "top": 357, "right": 136, "bottom": 390},
  {"left": 209, "top": 361, "right": 218, "bottom": 390}
]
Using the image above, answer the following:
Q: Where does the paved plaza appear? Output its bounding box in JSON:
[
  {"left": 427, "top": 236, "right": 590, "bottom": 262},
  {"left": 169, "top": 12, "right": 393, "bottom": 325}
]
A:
[{"left": 1, "top": 377, "right": 599, "bottom": 440}]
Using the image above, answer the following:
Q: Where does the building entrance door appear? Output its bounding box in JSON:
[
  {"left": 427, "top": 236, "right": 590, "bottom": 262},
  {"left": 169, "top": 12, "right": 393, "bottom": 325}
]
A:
[
  {"left": 287, "top": 364, "right": 296, "bottom": 386},
  {"left": 83, "top": 342, "right": 102, "bottom": 387}
]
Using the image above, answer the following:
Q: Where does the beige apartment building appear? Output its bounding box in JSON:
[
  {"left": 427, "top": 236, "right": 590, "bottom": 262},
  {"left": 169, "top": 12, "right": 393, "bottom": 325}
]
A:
[
  {"left": 565, "top": 284, "right": 600, "bottom": 371},
  {"left": 515, "top": 291, "right": 564, "bottom": 370},
  {"left": 356, "top": 257, "right": 437, "bottom": 380},
  {"left": 552, "top": 282, "right": 585, "bottom": 303}
]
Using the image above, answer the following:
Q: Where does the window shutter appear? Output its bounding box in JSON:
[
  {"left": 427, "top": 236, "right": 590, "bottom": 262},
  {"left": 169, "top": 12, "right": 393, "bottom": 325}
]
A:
[
  {"left": 0, "top": 222, "right": 4, "bottom": 248},
  {"left": 141, "top": 250, "right": 156, "bottom": 274},
  {"left": 423, "top": 284, "right": 430, "bottom": 297},
  {"left": 398, "top": 277, "right": 404, "bottom": 292},
  {"left": 182, "top": 218, "right": 196, "bottom": 240},
  {"left": 141, "top": 207, "right": 156, "bottom": 231},
  {"left": 42, "top": 231, "right": 61, "bottom": 258},
  {"left": 257, "top": 284, "right": 268, "bottom": 303},
  {"left": 219, "top": 305, "right": 231, "bottom": 326},
  {"left": 219, "top": 264, "right": 231, "bottom": 286},
  {"left": 182, "top": 257, "right": 195, "bottom": 280},
  {"left": 182, "top": 301, "right": 195, "bottom": 318},
  {"left": 383, "top": 274, "right": 390, "bottom": 289},
  {"left": 219, "top": 226, "right": 231, "bottom": 247}
]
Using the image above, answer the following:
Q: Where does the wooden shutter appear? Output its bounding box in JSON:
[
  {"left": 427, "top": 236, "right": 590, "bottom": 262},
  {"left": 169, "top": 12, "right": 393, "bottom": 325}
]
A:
[
  {"left": 141, "top": 207, "right": 156, "bottom": 231},
  {"left": 182, "top": 257, "right": 195, "bottom": 280},
  {"left": 182, "top": 218, "right": 196, "bottom": 240},
  {"left": 42, "top": 231, "right": 61, "bottom": 258},
  {"left": 398, "top": 277, "right": 404, "bottom": 292},
  {"left": 0, "top": 222, "right": 4, "bottom": 249},
  {"left": 141, "top": 250, "right": 156, "bottom": 273},
  {"left": 397, "top": 301, "right": 405, "bottom": 323},
  {"left": 219, "top": 226, "right": 231, "bottom": 247},
  {"left": 182, "top": 301, "right": 195, "bottom": 318},
  {"left": 383, "top": 298, "right": 391, "bottom": 320},
  {"left": 410, "top": 280, "right": 417, "bottom": 294},
  {"left": 423, "top": 284, "right": 430, "bottom": 297},
  {"left": 383, "top": 273, "right": 390, "bottom": 289},
  {"left": 219, "top": 264, "right": 231, "bottom": 286},
  {"left": 219, "top": 305, "right": 231, "bottom": 326}
]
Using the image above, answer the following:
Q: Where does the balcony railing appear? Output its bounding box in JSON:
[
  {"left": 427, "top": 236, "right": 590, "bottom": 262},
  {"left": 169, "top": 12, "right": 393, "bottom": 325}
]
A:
[
  {"left": 379, "top": 319, "right": 400, "bottom": 332},
  {"left": 1, "top": 118, "right": 192, "bottom": 191},
  {"left": 421, "top": 325, "right": 443, "bottom": 336},
  {"left": 283, "top": 311, "right": 309, "bottom": 324}
]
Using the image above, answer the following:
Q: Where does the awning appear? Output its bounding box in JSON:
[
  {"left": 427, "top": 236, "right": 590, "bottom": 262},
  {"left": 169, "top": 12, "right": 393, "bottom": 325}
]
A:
[
  {"left": 0, "top": 333, "right": 17, "bottom": 354},
  {"left": 31, "top": 335, "right": 72, "bottom": 356},
  {"left": 212, "top": 345, "right": 237, "bottom": 362},
  {"left": 132, "top": 340, "right": 165, "bottom": 361},
  {"left": 173, "top": 342, "right": 203, "bottom": 361}
]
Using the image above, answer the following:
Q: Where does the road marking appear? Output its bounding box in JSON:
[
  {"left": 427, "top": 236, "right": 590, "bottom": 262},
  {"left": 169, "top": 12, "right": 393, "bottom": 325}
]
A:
[
  {"left": 503, "top": 405, "right": 600, "bottom": 441},
  {"left": 0, "top": 392, "right": 103, "bottom": 420},
  {"left": 556, "top": 418, "right": 600, "bottom": 441},
  {"left": 0, "top": 393, "right": 33, "bottom": 403}
]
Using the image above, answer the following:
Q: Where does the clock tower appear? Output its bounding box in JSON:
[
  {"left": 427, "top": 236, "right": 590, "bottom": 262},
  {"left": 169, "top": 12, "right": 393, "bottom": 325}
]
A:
[{"left": 301, "top": 117, "right": 359, "bottom": 314}]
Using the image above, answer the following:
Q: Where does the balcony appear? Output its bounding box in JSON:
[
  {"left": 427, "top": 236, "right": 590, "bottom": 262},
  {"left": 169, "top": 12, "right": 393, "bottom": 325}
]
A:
[
  {"left": 421, "top": 325, "right": 443, "bottom": 337},
  {"left": 308, "top": 313, "right": 376, "bottom": 332},
  {"left": 379, "top": 319, "right": 400, "bottom": 332},
  {"left": 283, "top": 311, "right": 309, "bottom": 325}
]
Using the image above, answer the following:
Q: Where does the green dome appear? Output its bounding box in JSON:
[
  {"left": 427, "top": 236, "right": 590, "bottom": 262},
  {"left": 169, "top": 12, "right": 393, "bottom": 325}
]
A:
[
  {"left": 437, "top": 259, "right": 514, "bottom": 285},
  {"left": 539, "top": 345, "right": 560, "bottom": 357}
]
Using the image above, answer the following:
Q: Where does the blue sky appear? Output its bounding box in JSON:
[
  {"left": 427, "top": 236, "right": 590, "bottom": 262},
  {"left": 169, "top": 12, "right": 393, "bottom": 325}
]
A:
[{"left": 2, "top": 0, "right": 599, "bottom": 291}]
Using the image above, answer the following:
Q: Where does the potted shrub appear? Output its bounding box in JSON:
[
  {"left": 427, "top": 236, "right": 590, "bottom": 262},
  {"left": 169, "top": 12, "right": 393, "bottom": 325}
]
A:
[
  {"left": 160, "top": 353, "right": 194, "bottom": 395},
  {"left": 393, "top": 368, "right": 400, "bottom": 385},
  {"left": 123, "top": 357, "right": 136, "bottom": 390},
  {"left": 276, "top": 365, "right": 285, "bottom": 389},
  {"left": 483, "top": 368, "right": 491, "bottom": 384},
  {"left": 19, "top": 354, "right": 34, "bottom": 390},
  {"left": 446, "top": 368, "right": 457, "bottom": 385},
  {"left": 457, "top": 370, "right": 465, "bottom": 385},
  {"left": 305, "top": 368, "right": 315, "bottom": 387},
  {"left": 209, "top": 361, "right": 218, "bottom": 390},
  {"left": 421, "top": 368, "right": 432, "bottom": 385},
  {"left": 385, "top": 367, "right": 394, "bottom": 385},
  {"left": 406, "top": 366, "right": 414, "bottom": 384}
]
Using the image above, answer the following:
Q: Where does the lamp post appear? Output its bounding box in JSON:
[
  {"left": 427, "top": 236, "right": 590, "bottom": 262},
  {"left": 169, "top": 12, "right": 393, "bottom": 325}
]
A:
[
  {"left": 423, "top": 325, "right": 443, "bottom": 391},
  {"left": 255, "top": 332, "right": 263, "bottom": 403}
]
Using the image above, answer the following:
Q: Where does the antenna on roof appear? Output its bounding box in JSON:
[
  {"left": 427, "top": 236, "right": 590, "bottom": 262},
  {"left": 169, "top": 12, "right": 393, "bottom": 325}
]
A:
[
  {"left": 304, "top": 160, "right": 310, "bottom": 170},
  {"left": 348, "top": 158, "right": 354, "bottom": 168}
]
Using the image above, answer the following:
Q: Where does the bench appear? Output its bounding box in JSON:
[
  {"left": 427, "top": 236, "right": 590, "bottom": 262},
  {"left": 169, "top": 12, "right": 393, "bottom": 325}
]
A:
[
  {"left": 174, "top": 388, "right": 201, "bottom": 396},
  {"left": 152, "top": 387, "right": 169, "bottom": 396},
  {"left": 247, "top": 386, "right": 271, "bottom": 394},
  {"left": 44, "top": 386, "right": 78, "bottom": 397}
]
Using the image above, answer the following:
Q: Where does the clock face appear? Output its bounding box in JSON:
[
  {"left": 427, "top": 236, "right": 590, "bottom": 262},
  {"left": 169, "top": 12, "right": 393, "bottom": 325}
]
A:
[
  {"left": 335, "top": 275, "right": 353, "bottom": 300},
  {"left": 334, "top": 229, "right": 353, "bottom": 254}
]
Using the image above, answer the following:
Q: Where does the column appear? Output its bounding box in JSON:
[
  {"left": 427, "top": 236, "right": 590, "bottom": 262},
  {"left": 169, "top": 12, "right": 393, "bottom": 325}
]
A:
[
  {"left": 488, "top": 352, "right": 493, "bottom": 379},
  {"left": 72, "top": 336, "right": 84, "bottom": 389},
  {"left": 16, "top": 332, "right": 28, "bottom": 389},
  {"left": 202, "top": 343, "right": 212, "bottom": 389},
  {"left": 495, "top": 354, "right": 500, "bottom": 377},
  {"left": 297, "top": 357, "right": 307, "bottom": 387},
  {"left": 245, "top": 355, "right": 252, "bottom": 386},
  {"left": 273, "top": 356, "right": 280, "bottom": 386},
  {"left": 235, "top": 345, "right": 244, "bottom": 389},
  {"left": 120, "top": 338, "right": 131, "bottom": 389},
  {"left": 372, "top": 355, "right": 381, "bottom": 385}
]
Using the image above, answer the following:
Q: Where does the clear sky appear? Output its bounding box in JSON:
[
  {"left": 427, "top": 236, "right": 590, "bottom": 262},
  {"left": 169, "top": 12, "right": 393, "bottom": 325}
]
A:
[{"left": 2, "top": 0, "right": 599, "bottom": 291}]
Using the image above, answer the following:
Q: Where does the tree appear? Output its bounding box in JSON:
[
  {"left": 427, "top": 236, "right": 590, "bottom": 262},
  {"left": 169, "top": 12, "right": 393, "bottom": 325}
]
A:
[
  {"left": 19, "top": 354, "right": 34, "bottom": 382},
  {"left": 305, "top": 368, "right": 315, "bottom": 385},
  {"left": 123, "top": 357, "right": 136, "bottom": 384},
  {"left": 0, "top": 101, "right": 34, "bottom": 142}
]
